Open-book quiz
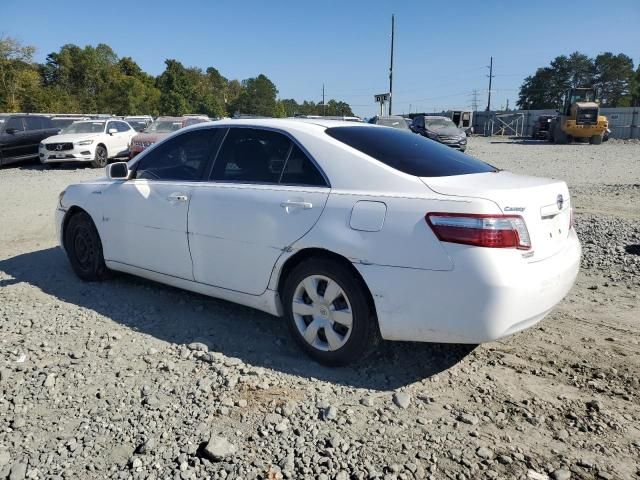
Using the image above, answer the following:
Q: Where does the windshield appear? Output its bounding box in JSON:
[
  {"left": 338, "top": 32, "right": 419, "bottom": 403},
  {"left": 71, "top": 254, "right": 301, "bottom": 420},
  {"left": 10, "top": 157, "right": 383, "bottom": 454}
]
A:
[
  {"left": 62, "top": 122, "right": 105, "bottom": 134},
  {"left": 145, "top": 120, "right": 183, "bottom": 133},
  {"left": 377, "top": 117, "right": 409, "bottom": 129},
  {"left": 424, "top": 118, "right": 456, "bottom": 129},
  {"left": 570, "top": 90, "right": 595, "bottom": 103},
  {"left": 326, "top": 126, "right": 495, "bottom": 177}
]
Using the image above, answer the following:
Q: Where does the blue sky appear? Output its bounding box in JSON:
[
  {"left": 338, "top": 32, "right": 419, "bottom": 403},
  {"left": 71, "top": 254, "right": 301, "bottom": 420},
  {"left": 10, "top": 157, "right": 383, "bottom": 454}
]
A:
[{"left": 2, "top": 0, "right": 639, "bottom": 117}]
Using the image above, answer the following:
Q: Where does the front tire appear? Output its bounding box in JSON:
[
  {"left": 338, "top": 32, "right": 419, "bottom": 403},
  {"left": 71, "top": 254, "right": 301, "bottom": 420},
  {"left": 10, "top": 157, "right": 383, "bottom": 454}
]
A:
[
  {"left": 590, "top": 134, "right": 603, "bottom": 145},
  {"left": 282, "top": 258, "right": 379, "bottom": 366},
  {"left": 64, "top": 212, "right": 109, "bottom": 281},
  {"left": 91, "top": 145, "right": 108, "bottom": 168}
]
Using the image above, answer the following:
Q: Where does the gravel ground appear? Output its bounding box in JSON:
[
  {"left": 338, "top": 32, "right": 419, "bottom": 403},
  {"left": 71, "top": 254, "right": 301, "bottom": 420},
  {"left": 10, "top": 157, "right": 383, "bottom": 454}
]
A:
[{"left": 1, "top": 137, "right": 639, "bottom": 480}]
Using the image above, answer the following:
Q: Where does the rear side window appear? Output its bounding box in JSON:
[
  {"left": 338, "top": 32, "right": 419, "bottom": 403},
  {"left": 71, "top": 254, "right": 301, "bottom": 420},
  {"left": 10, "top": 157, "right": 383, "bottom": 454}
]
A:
[
  {"left": 325, "top": 126, "right": 495, "bottom": 177},
  {"left": 280, "top": 144, "right": 326, "bottom": 186}
]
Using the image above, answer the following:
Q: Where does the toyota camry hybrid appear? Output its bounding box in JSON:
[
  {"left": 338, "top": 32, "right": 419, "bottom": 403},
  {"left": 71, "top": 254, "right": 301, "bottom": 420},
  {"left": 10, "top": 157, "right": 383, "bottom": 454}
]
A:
[{"left": 56, "top": 119, "right": 581, "bottom": 365}]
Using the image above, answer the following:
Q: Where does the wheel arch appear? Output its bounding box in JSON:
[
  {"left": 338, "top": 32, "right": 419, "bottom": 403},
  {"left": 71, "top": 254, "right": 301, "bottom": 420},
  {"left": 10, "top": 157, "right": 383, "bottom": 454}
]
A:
[
  {"left": 61, "top": 206, "right": 91, "bottom": 250},
  {"left": 275, "top": 247, "right": 378, "bottom": 319},
  {"left": 96, "top": 143, "right": 108, "bottom": 157}
]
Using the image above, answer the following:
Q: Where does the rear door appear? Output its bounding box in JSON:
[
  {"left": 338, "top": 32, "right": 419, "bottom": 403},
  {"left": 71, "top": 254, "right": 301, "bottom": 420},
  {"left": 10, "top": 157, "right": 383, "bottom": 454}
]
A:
[
  {"left": 188, "top": 127, "right": 330, "bottom": 295},
  {"left": 23, "top": 116, "right": 49, "bottom": 156}
]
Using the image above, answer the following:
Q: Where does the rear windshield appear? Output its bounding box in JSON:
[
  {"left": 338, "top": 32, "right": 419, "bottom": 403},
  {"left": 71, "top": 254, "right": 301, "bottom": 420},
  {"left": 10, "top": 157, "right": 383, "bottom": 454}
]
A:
[{"left": 325, "top": 126, "right": 496, "bottom": 177}]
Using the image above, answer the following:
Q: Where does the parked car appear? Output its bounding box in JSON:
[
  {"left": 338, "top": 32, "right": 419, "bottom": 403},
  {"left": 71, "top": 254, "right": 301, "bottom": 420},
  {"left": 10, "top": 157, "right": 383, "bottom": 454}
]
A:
[
  {"left": 49, "top": 116, "right": 92, "bottom": 130},
  {"left": 56, "top": 119, "right": 580, "bottom": 366},
  {"left": 531, "top": 115, "right": 555, "bottom": 140},
  {"left": 39, "top": 119, "right": 136, "bottom": 168},
  {"left": 367, "top": 115, "right": 410, "bottom": 130},
  {"left": 0, "top": 114, "right": 60, "bottom": 166},
  {"left": 129, "top": 116, "right": 209, "bottom": 158},
  {"left": 124, "top": 115, "right": 154, "bottom": 132},
  {"left": 411, "top": 115, "right": 467, "bottom": 151}
]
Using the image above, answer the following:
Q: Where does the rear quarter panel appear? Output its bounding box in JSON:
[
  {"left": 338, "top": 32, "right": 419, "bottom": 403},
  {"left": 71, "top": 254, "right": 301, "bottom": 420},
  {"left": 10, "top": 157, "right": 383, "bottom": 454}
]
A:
[{"left": 285, "top": 190, "right": 503, "bottom": 272}]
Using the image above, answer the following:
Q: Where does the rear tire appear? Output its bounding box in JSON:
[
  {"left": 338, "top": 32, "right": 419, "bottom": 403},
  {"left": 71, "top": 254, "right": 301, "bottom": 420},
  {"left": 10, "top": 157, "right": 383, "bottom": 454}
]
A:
[
  {"left": 64, "top": 212, "right": 109, "bottom": 281},
  {"left": 589, "top": 135, "right": 603, "bottom": 145},
  {"left": 91, "top": 145, "right": 108, "bottom": 168},
  {"left": 282, "top": 258, "right": 379, "bottom": 366}
]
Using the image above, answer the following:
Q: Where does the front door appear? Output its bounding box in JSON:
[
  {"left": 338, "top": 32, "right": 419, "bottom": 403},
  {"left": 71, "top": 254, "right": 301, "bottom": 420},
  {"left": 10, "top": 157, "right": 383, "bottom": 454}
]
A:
[
  {"left": 101, "top": 128, "right": 221, "bottom": 279},
  {"left": 188, "top": 127, "right": 330, "bottom": 295}
]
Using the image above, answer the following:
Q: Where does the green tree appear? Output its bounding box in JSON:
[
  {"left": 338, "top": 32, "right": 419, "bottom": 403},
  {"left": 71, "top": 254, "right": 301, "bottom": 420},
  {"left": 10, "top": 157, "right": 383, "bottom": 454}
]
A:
[
  {"left": 518, "top": 52, "right": 596, "bottom": 109},
  {"left": 156, "top": 59, "right": 191, "bottom": 115},
  {"left": 232, "top": 74, "right": 278, "bottom": 116},
  {"left": 632, "top": 65, "right": 640, "bottom": 106},
  {"left": 593, "top": 53, "right": 635, "bottom": 107},
  {"left": 0, "top": 36, "right": 37, "bottom": 111}
]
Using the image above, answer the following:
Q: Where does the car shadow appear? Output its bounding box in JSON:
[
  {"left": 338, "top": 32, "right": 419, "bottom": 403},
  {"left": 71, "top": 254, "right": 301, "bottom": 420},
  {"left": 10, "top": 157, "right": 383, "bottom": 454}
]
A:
[{"left": 0, "top": 247, "right": 475, "bottom": 391}]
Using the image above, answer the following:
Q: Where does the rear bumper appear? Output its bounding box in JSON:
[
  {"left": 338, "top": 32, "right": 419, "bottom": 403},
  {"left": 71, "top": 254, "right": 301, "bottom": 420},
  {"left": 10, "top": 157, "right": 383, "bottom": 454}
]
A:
[{"left": 356, "top": 229, "right": 581, "bottom": 343}]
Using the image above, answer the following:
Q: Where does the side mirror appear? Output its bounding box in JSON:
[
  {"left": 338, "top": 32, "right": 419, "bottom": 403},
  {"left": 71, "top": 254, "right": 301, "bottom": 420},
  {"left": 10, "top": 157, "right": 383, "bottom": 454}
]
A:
[
  {"left": 106, "top": 162, "right": 130, "bottom": 180},
  {"left": 5, "top": 128, "right": 17, "bottom": 135},
  {"left": 108, "top": 128, "right": 117, "bottom": 135}
]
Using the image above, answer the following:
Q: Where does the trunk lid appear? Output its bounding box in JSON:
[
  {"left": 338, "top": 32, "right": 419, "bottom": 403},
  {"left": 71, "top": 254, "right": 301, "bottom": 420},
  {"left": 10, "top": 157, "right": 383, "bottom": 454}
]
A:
[{"left": 422, "top": 171, "right": 572, "bottom": 261}]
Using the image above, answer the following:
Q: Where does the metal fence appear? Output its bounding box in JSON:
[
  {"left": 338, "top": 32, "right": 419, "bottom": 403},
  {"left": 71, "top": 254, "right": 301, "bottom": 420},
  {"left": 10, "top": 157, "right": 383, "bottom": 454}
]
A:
[{"left": 473, "top": 108, "right": 640, "bottom": 139}]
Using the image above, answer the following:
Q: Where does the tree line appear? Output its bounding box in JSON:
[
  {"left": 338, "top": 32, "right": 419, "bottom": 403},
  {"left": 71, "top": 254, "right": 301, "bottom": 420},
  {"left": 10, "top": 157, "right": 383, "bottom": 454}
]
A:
[
  {"left": 0, "top": 36, "right": 354, "bottom": 118},
  {"left": 517, "top": 51, "right": 640, "bottom": 109}
]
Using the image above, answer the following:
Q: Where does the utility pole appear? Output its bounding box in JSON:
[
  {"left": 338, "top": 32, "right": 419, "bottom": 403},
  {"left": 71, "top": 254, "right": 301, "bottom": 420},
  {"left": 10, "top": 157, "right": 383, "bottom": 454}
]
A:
[
  {"left": 486, "top": 56, "right": 494, "bottom": 111},
  {"left": 389, "top": 14, "right": 395, "bottom": 115},
  {"left": 322, "top": 84, "right": 325, "bottom": 116},
  {"left": 505, "top": 98, "right": 509, "bottom": 111}
]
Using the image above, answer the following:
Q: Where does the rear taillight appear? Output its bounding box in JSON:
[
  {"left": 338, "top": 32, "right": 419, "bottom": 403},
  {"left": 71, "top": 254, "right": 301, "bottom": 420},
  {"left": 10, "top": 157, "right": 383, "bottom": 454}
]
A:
[{"left": 426, "top": 213, "right": 531, "bottom": 250}]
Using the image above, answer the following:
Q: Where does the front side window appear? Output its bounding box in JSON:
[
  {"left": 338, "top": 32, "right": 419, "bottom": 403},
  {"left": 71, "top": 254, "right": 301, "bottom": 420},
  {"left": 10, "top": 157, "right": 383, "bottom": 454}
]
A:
[
  {"left": 210, "top": 128, "right": 291, "bottom": 183},
  {"left": 116, "top": 121, "right": 130, "bottom": 132},
  {"left": 6, "top": 117, "right": 24, "bottom": 132},
  {"left": 326, "top": 126, "right": 495, "bottom": 177},
  {"left": 135, "top": 128, "right": 222, "bottom": 181},
  {"left": 24, "top": 117, "right": 44, "bottom": 130}
]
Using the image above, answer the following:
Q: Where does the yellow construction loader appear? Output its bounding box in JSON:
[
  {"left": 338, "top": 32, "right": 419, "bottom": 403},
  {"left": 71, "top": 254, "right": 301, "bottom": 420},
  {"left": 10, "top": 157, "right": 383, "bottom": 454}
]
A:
[{"left": 548, "top": 88, "right": 608, "bottom": 144}]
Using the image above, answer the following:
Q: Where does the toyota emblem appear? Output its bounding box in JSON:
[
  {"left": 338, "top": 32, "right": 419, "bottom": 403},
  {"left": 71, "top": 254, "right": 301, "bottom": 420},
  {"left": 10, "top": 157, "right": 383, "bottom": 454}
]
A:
[{"left": 556, "top": 194, "right": 564, "bottom": 210}]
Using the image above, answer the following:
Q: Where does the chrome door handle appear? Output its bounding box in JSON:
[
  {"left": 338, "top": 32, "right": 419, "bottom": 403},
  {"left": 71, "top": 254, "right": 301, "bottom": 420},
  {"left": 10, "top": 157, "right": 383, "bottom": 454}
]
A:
[
  {"left": 281, "top": 200, "right": 313, "bottom": 210},
  {"left": 167, "top": 193, "right": 189, "bottom": 202}
]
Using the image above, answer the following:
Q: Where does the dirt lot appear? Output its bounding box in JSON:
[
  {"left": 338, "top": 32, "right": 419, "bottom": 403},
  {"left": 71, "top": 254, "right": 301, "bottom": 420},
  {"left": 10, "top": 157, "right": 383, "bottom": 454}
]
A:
[{"left": 1, "top": 137, "right": 639, "bottom": 480}]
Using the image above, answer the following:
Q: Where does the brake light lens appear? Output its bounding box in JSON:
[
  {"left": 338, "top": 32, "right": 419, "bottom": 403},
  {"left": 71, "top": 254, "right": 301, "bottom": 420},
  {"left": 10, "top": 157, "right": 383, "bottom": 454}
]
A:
[{"left": 426, "top": 213, "right": 531, "bottom": 250}]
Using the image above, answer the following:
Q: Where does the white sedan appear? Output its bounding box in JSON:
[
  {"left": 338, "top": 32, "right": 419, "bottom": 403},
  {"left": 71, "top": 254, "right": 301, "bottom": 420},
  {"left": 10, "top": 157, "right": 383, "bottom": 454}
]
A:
[
  {"left": 56, "top": 119, "right": 581, "bottom": 365},
  {"left": 40, "top": 119, "right": 137, "bottom": 168}
]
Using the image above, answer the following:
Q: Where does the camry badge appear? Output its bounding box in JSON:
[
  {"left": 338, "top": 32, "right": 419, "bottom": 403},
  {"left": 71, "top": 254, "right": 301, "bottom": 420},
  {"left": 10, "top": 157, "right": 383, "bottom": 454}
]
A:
[{"left": 557, "top": 194, "right": 564, "bottom": 210}]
